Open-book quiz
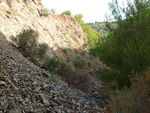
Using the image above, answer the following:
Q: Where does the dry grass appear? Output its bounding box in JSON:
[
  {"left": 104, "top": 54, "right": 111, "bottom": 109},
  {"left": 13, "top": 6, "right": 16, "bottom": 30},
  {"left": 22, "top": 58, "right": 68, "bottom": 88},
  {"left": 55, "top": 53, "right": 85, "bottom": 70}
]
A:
[{"left": 107, "top": 73, "right": 150, "bottom": 113}]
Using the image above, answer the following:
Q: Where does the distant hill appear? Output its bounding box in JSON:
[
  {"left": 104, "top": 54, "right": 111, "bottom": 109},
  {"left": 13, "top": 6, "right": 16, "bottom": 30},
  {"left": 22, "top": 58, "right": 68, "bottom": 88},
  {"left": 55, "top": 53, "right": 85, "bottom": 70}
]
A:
[
  {"left": 87, "top": 22, "right": 116, "bottom": 37},
  {"left": 87, "top": 22, "right": 108, "bottom": 35}
]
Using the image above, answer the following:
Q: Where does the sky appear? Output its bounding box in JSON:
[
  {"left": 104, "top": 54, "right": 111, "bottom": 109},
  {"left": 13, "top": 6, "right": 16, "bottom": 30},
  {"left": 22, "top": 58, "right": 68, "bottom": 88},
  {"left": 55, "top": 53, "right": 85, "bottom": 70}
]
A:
[{"left": 42, "top": 0, "right": 129, "bottom": 23}]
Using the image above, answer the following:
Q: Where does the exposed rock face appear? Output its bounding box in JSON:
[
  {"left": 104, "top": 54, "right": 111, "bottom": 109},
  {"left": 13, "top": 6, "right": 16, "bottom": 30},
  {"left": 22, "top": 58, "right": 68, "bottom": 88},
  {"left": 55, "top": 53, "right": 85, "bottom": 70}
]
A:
[{"left": 0, "top": 0, "right": 86, "bottom": 58}]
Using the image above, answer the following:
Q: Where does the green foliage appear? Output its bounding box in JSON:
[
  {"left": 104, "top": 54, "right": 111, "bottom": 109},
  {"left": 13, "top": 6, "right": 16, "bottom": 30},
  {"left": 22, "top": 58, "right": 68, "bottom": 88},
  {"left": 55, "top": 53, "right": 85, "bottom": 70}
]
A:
[
  {"left": 42, "top": 57, "right": 62, "bottom": 72},
  {"left": 98, "top": 68, "right": 131, "bottom": 88},
  {"left": 16, "top": 29, "right": 48, "bottom": 63},
  {"left": 74, "top": 14, "right": 102, "bottom": 49},
  {"left": 90, "top": 55, "right": 94, "bottom": 59},
  {"left": 57, "top": 62, "right": 90, "bottom": 85},
  {"left": 49, "top": 75, "right": 60, "bottom": 83},
  {"left": 16, "top": 29, "right": 37, "bottom": 62},
  {"left": 74, "top": 14, "right": 84, "bottom": 24},
  {"left": 87, "top": 22, "right": 117, "bottom": 40},
  {"left": 41, "top": 8, "right": 51, "bottom": 16},
  {"left": 61, "top": 10, "right": 71, "bottom": 15},
  {"left": 88, "top": 61, "right": 92, "bottom": 67},
  {"left": 71, "top": 55, "right": 86, "bottom": 68},
  {"left": 61, "top": 47, "right": 69, "bottom": 53},
  {"left": 94, "top": 0, "right": 150, "bottom": 87},
  {"left": 38, "top": 43, "right": 48, "bottom": 58}
]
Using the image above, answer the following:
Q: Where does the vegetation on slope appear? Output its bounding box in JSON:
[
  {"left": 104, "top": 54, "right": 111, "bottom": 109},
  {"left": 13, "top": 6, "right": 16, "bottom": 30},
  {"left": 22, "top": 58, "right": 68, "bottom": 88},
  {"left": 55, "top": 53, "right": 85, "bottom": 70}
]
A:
[
  {"left": 74, "top": 14, "right": 101, "bottom": 51},
  {"left": 16, "top": 29, "right": 48, "bottom": 63},
  {"left": 92, "top": 0, "right": 150, "bottom": 87},
  {"left": 87, "top": 22, "right": 116, "bottom": 38},
  {"left": 91, "top": 0, "right": 150, "bottom": 112}
]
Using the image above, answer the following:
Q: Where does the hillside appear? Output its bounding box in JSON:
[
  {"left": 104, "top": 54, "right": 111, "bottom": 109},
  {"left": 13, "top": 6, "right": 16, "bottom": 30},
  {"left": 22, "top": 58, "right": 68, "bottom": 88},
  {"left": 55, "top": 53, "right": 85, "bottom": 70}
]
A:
[
  {"left": 0, "top": 0, "right": 86, "bottom": 59},
  {"left": 87, "top": 22, "right": 107, "bottom": 34},
  {"left": 0, "top": 33, "right": 107, "bottom": 112},
  {"left": 0, "top": 0, "right": 108, "bottom": 112}
]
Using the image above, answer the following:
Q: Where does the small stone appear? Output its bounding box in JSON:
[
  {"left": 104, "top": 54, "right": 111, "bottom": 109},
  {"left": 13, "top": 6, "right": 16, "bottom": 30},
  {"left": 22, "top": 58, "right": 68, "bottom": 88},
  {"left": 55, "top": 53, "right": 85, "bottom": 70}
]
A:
[
  {"left": 92, "top": 105, "right": 96, "bottom": 109},
  {"left": 40, "top": 104, "right": 45, "bottom": 108},
  {"left": 22, "top": 88, "right": 26, "bottom": 92},
  {"left": 25, "top": 98, "right": 30, "bottom": 102},
  {"left": 46, "top": 108, "right": 51, "bottom": 112},
  {"left": 3, "top": 102, "right": 9, "bottom": 111},
  {"left": 84, "top": 104, "right": 91, "bottom": 109},
  {"left": 40, "top": 93, "right": 50, "bottom": 106},
  {"left": 0, "top": 81, "right": 6, "bottom": 86},
  {"left": 13, "top": 78, "right": 19, "bottom": 82},
  {"left": 30, "top": 109, "right": 36, "bottom": 113},
  {"left": 34, "top": 86, "right": 41, "bottom": 92},
  {"left": 32, "top": 82, "right": 38, "bottom": 86},
  {"left": 62, "top": 99, "right": 68, "bottom": 103}
]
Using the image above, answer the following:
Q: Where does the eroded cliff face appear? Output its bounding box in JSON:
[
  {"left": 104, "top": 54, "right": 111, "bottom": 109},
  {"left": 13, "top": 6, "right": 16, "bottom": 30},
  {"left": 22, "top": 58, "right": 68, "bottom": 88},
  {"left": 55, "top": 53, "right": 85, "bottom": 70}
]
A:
[{"left": 0, "top": 0, "right": 86, "bottom": 58}]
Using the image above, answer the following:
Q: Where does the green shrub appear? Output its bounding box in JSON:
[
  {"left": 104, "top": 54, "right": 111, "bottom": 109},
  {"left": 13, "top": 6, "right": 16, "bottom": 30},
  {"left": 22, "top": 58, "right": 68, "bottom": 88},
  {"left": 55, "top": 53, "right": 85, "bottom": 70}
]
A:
[
  {"left": 42, "top": 57, "right": 62, "bottom": 72},
  {"left": 38, "top": 43, "right": 48, "bottom": 58},
  {"left": 72, "top": 55, "right": 86, "bottom": 68},
  {"left": 16, "top": 29, "right": 48, "bottom": 63},
  {"left": 16, "top": 29, "right": 39, "bottom": 62},
  {"left": 41, "top": 8, "right": 51, "bottom": 16},
  {"left": 61, "top": 47, "right": 69, "bottom": 53},
  {"left": 73, "top": 68, "right": 90, "bottom": 84},
  {"left": 57, "top": 62, "right": 75, "bottom": 79},
  {"left": 90, "top": 55, "right": 94, "bottom": 59},
  {"left": 61, "top": 11, "right": 71, "bottom": 15},
  {"left": 57, "top": 62, "right": 90, "bottom": 85},
  {"left": 49, "top": 75, "right": 60, "bottom": 83},
  {"left": 98, "top": 68, "right": 131, "bottom": 88},
  {"left": 88, "top": 61, "right": 92, "bottom": 67}
]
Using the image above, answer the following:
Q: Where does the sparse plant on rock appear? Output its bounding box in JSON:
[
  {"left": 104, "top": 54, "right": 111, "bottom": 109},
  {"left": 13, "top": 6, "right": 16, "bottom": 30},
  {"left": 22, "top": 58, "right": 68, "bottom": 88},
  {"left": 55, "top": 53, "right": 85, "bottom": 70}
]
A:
[
  {"left": 72, "top": 55, "right": 86, "bottom": 68},
  {"left": 16, "top": 29, "right": 48, "bottom": 63},
  {"left": 38, "top": 43, "right": 48, "bottom": 58},
  {"left": 41, "top": 8, "right": 51, "bottom": 16},
  {"left": 16, "top": 29, "right": 39, "bottom": 62},
  {"left": 42, "top": 57, "right": 62, "bottom": 72},
  {"left": 49, "top": 74, "right": 60, "bottom": 83},
  {"left": 61, "top": 10, "right": 71, "bottom": 15},
  {"left": 57, "top": 62, "right": 90, "bottom": 85},
  {"left": 62, "top": 46, "right": 69, "bottom": 53}
]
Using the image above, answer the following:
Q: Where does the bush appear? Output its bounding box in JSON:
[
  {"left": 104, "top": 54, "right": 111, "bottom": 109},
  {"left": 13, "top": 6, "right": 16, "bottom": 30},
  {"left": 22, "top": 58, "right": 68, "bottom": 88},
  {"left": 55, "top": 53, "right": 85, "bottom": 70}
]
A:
[
  {"left": 42, "top": 57, "right": 62, "bottom": 72},
  {"left": 71, "top": 55, "right": 86, "bottom": 68},
  {"left": 16, "top": 29, "right": 39, "bottom": 62},
  {"left": 16, "top": 29, "right": 48, "bottom": 63},
  {"left": 108, "top": 73, "right": 150, "bottom": 113},
  {"left": 49, "top": 75, "right": 60, "bottom": 83},
  {"left": 61, "top": 47, "right": 69, "bottom": 53},
  {"left": 57, "top": 62, "right": 90, "bottom": 85},
  {"left": 61, "top": 11, "right": 71, "bottom": 15},
  {"left": 41, "top": 8, "right": 51, "bottom": 16},
  {"left": 98, "top": 68, "right": 131, "bottom": 88},
  {"left": 88, "top": 61, "right": 92, "bottom": 67},
  {"left": 38, "top": 43, "right": 48, "bottom": 58},
  {"left": 57, "top": 62, "right": 75, "bottom": 80}
]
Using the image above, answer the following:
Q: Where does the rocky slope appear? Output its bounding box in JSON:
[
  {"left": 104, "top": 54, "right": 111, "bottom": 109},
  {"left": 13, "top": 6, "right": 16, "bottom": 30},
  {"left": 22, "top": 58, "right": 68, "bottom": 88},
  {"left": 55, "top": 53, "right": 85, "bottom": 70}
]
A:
[
  {"left": 0, "top": 0, "right": 108, "bottom": 112},
  {"left": 0, "top": 31, "right": 107, "bottom": 113}
]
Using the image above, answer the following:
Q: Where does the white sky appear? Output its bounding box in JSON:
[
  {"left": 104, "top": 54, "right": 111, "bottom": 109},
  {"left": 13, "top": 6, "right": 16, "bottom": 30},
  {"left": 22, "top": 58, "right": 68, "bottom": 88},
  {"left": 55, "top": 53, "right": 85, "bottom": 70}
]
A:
[{"left": 42, "top": 0, "right": 130, "bottom": 23}]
